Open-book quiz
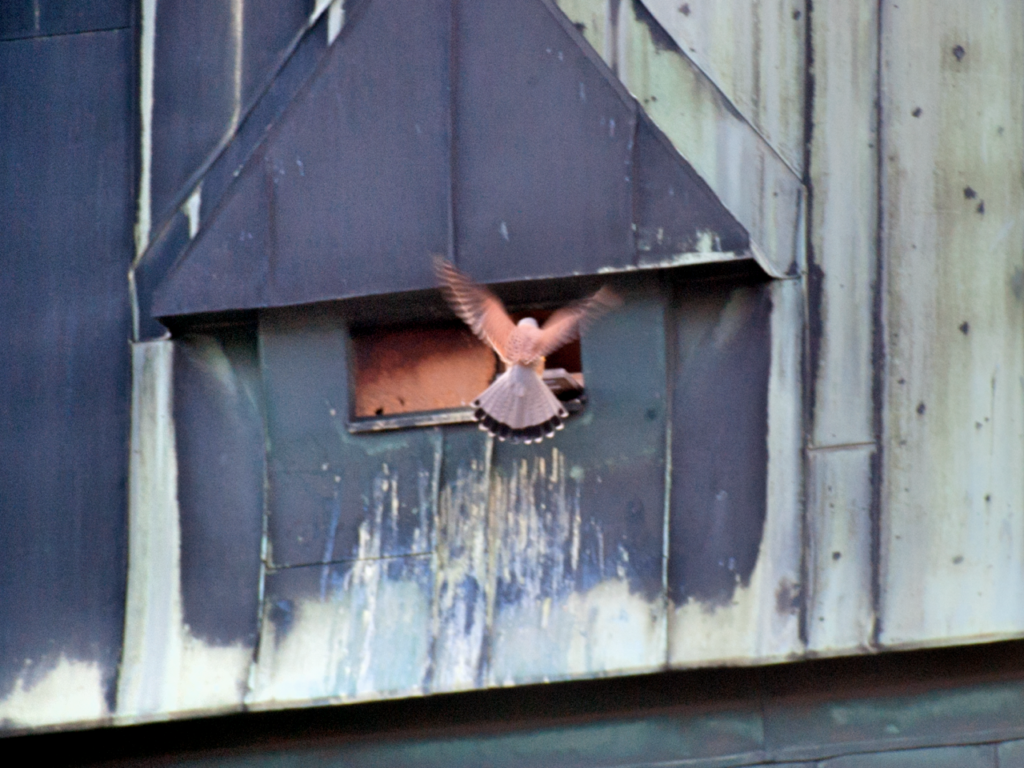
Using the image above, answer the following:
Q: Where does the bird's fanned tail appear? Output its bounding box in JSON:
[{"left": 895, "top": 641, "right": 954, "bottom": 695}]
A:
[{"left": 473, "top": 365, "right": 567, "bottom": 444}]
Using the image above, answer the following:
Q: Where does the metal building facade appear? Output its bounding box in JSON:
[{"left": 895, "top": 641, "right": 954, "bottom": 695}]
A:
[{"left": 1, "top": 1, "right": 1022, "bottom": 763}]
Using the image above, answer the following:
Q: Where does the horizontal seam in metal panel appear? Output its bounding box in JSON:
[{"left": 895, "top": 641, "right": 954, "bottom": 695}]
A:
[
  {"left": 608, "top": 751, "right": 767, "bottom": 768},
  {"left": 806, "top": 441, "right": 876, "bottom": 453},
  {"left": 267, "top": 551, "right": 434, "bottom": 573},
  {"left": 766, "top": 730, "right": 1024, "bottom": 765},
  {"left": 0, "top": 25, "right": 132, "bottom": 43}
]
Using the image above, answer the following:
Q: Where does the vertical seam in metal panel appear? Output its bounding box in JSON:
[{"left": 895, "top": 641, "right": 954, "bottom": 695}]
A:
[
  {"left": 244, "top": 314, "right": 272, "bottom": 706},
  {"left": 661, "top": 279, "right": 676, "bottom": 667},
  {"left": 869, "top": 0, "right": 886, "bottom": 649},
  {"left": 115, "top": 2, "right": 146, "bottom": 713},
  {"left": 421, "top": 426, "right": 445, "bottom": 694},
  {"left": 447, "top": 0, "right": 459, "bottom": 267},
  {"left": 266, "top": 157, "right": 277, "bottom": 301},
  {"left": 630, "top": 111, "right": 640, "bottom": 268},
  {"left": 135, "top": 0, "right": 156, "bottom": 259},
  {"left": 797, "top": 0, "right": 816, "bottom": 651},
  {"left": 607, "top": 0, "right": 620, "bottom": 76},
  {"left": 478, "top": 433, "right": 495, "bottom": 688}
]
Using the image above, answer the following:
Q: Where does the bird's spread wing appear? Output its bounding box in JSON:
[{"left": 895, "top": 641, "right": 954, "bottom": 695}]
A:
[
  {"left": 434, "top": 256, "right": 516, "bottom": 360},
  {"left": 536, "top": 286, "right": 621, "bottom": 358}
]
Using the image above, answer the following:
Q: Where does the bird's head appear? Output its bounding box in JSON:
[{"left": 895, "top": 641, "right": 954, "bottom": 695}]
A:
[{"left": 517, "top": 317, "right": 539, "bottom": 329}]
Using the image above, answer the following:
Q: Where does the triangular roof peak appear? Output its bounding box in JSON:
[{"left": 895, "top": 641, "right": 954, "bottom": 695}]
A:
[{"left": 154, "top": 0, "right": 752, "bottom": 320}]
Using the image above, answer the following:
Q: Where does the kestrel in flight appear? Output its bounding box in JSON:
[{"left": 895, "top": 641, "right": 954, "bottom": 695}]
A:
[{"left": 435, "top": 257, "right": 619, "bottom": 444}]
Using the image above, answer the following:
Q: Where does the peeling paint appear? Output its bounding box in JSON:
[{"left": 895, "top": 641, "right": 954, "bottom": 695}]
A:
[
  {"left": 252, "top": 459, "right": 435, "bottom": 704},
  {"left": 487, "top": 447, "right": 665, "bottom": 682},
  {"left": 0, "top": 657, "right": 108, "bottom": 729},
  {"left": 250, "top": 562, "right": 432, "bottom": 705},
  {"left": 431, "top": 432, "right": 492, "bottom": 692},
  {"left": 490, "top": 579, "right": 664, "bottom": 683},
  {"left": 118, "top": 341, "right": 252, "bottom": 719},
  {"left": 595, "top": 251, "right": 741, "bottom": 273}
]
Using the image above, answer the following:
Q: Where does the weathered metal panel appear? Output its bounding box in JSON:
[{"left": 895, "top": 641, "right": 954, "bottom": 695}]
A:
[
  {"left": 801, "top": 0, "right": 879, "bottom": 657},
  {"left": 764, "top": 667, "right": 1024, "bottom": 763},
  {"left": 251, "top": 307, "right": 441, "bottom": 705},
  {"left": 149, "top": 0, "right": 309, "bottom": 226},
  {"left": 668, "top": 282, "right": 771, "bottom": 608},
  {"left": 252, "top": 555, "right": 434, "bottom": 705},
  {"left": 258, "top": 309, "right": 441, "bottom": 570},
  {"left": 878, "top": 0, "right": 1024, "bottom": 647},
  {"left": 0, "top": 1, "right": 130, "bottom": 40},
  {"left": 174, "top": 331, "right": 264, "bottom": 649},
  {"left": 155, "top": 0, "right": 755, "bottom": 320},
  {"left": 0, "top": 30, "right": 133, "bottom": 728},
  {"left": 118, "top": 341, "right": 254, "bottom": 720},
  {"left": 149, "top": 0, "right": 238, "bottom": 226},
  {"left": 155, "top": 152, "right": 273, "bottom": 317},
  {"left": 154, "top": 0, "right": 451, "bottom": 317},
  {"left": 453, "top": 0, "right": 635, "bottom": 282},
  {"left": 198, "top": 11, "right": 328, "bottom": 227},
  {"left": 1000, "top": 740, "right": 1024, "bottom": 768},
  {"left": 133, "top": 211, "right": 190, "bottom": 341},
  {"left": 641, "top": 0, "right": 806, "bottom": 174},
  {"left": 429, "top": 426, "right": 493, "bottom": 692},
  {"left": 806, "top": 1, "right": 878, "bottom": 449},
  {"left": 265, "top": 0, "right": 450, "bottom": 305},
  {"left": 633, "top": 112, "right": 749, "bottom": 263},
  {"left": 805, "top": 447, "right": 875, "bottom": 653},
  {"left": 135, "top": 7, "right": 331, "bottom": 338},
  {"left": 485, "top": 292, "right": 669, "bottom": 683},
  {"left": 576, "top": 0, "right": 803, "bottom": 277},
  {"left": 226, "top": 708, "right": 763, "bottom": 767},
  {"left": 669, "top": 278, "right": 803, "bottom": 664},
  {"left": 820, "top": 746, "right": 995, "bottom": 768}
]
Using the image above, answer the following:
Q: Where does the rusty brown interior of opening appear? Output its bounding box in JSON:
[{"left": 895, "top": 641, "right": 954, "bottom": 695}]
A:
[{"left": 351, "top": 314, "right": 582, "bottom": 419}]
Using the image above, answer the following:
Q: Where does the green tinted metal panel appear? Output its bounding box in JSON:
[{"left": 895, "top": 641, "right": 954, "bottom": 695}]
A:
[
  {"left": 429, "top": 424, "right": 493, "bottom": 693},
  {"left": 821, "top": 745, "right": 994, "bottom": 768},
  {"left": 258, "top": 307, "right": 441, "bottom": 569},
  {"left": 765, "top": 678, "right": 1024, "bottom": 762},
  {"left": 998, "top": 739, "right": 1024, "bottom": 768},
  {"left": 484, "top": 289, "right": 669, "bottom": 684}
]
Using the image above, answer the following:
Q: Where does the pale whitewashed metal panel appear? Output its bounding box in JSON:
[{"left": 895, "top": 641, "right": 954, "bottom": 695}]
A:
[
  {"left": 806, "top": 447, "right": 875, "bottom": 653},
  {"left": 641, "top": 0, "right": 806, "bottom": 174},
  {"left": 801, "top": 1, "right": 879, "bottom": 655},
  {"left": 118, "top": 341, "right": 251, "bottom": 720},
  {"left": 669, "top": 278, "right": 804, "bottom": 665},
  {"left": 879, "top": 0, "right": 1024, "bottom": 646},
  {"left": 557, "top": 0, "right": 805, "bottom": 277},
  {"left": 807, "top": 1, "right": 878, "bottom": 449}
]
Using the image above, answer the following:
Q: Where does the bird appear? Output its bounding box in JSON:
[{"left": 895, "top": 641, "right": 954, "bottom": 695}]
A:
[{"left": 434, "top": 256, "right": 620, "bottom": 444}]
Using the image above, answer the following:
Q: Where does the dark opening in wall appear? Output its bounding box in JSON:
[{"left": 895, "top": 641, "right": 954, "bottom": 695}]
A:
[
  {"left": 350, "top": 322, "right": 497, "bottom": 418},
  {"left": 349, "top": 310, "right": 584, "bottom": 430}
]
